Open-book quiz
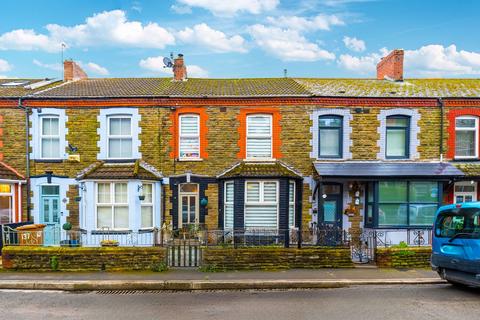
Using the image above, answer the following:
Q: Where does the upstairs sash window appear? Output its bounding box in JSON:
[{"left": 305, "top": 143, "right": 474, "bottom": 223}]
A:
[
  {"left": 246, "top": 115, "right": 272, "bottom": 159},
  {"left": 318, "top": 115, "right": 342, "bottom": 158},
  {"left": 108, "top": 116, "right": 132, "bottom": 159},
  {"left": 179, "top": 115, "right": 200, "bottom": 159},
  {"left": 40, "top": 116, "right": 60, "bottom": 159},
  {"left": 386, "top": 116, "right": 410, "bottom": 159},
  {"left": 455, "top": 117, "right": 478, "bottom": 159}
]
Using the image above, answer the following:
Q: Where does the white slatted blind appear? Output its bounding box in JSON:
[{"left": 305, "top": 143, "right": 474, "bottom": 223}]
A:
[
  {"left": 247, "top": 115, "right": 272, "bottom": 158},
  {"left": 224, "top": 182, "right": 234, "bottom": 229},
  {"left": 179, "top": 115, "right": 200, "bottom": 158},
  {"left": 245, "top": 181, "right": 278, "bottom": 229},
  {"left": 289, "top": 181, "right": 295, "bottom": 227}
]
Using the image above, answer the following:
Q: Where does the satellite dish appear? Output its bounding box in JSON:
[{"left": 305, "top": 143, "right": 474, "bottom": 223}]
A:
[{"left": 163, "top": 57, "right": 173, "bottom": 68}]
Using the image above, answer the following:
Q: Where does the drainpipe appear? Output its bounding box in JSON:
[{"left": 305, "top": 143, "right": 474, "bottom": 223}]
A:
[
  {"left": 17, "top": 98, "right": 31, "bottom": 221},
  {"left": 438, "top": 98, "right": 444, "bottom": 162}
]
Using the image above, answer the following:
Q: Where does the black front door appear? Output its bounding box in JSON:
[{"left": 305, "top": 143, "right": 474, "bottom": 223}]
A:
[{"left": 319, "top": 183, "right": 343, "bottom": 229}]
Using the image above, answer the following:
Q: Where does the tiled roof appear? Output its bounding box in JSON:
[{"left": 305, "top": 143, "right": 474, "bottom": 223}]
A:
[
  {"left": 218, "top": 161, "right": 302, "bottom": 179},
  {"left": 77, "top": 160, "right": 163, "bottom": 180},
  {"left": 453, "top": 163, "right": 480, "bottom": 177},
  {"left": 0, "top": 161, "right": 25, "bottom": 180},
  {"left": 33, "top": 78, "right": 311, "bottom": 98},
  {"left": 0, "top": 79, "right": 61, "bottom": 98},
  {"left": 295, "top": 78, "right": 480, "bottom": 98}
]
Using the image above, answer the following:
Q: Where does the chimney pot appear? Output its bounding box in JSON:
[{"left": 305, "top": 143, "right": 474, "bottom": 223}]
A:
[{"left": 376, "top": 49, "right": 404, "bottom": 81}]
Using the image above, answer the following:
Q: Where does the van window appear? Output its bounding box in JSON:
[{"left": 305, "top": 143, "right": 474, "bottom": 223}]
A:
[{"left": 435, "top": 208, "right": 480, "bottom": 238}]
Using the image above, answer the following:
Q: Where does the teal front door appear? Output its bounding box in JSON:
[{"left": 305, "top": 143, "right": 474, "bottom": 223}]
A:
[{"left": 40, "top": 186, "right": 61, "bottom": 246}]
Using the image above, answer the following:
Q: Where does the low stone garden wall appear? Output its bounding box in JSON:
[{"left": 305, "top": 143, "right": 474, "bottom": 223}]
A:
[
  {"left": 2, "top": 246, "right": 166, "bottom": 271},
  {"left": 201, "top": 247, "right": 353, "bottom": 270},
  {"left": 375, "top": 247, "right": 431, "bottom": 268}
]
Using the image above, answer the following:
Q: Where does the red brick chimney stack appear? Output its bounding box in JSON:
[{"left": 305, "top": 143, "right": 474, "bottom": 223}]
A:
[
  {"left": 63, "top": 60, "right": 88, "bottom": 81},
  {"left": 173, "top": 54, "right": 187, "bottom": 81},
  {"left": 376, "top": 49, "right": 404, "bottom": 81}
]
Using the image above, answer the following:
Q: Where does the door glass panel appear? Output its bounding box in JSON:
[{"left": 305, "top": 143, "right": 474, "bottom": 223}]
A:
[
  {"left": 189, "top": 196, "right": 196, "bottom": 223},
  {"left": 43, "top": 198, "right": 50, "bottom": 223},
  {"left": 52, "top": 199, "right": 59, "bottom": 223},
  {"left": 0, "top": 196, "right": 11, "bottom": 224},
  {"left": 182, "top": 196, "right": 188, "bottom": 224},
  {"left": 323, "top": 200, "right": 337, "bottom": 222},
  {"left": 179, "top": 183, "right": 198, "bottom": 193}
]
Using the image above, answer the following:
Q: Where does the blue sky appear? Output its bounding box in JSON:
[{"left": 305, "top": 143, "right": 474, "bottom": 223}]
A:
[{"left": 0, "top": 0, "right": 479, "bottom": 79}]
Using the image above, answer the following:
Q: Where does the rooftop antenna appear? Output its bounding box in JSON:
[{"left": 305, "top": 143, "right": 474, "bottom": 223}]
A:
[
  {"left": 61, "top": 42, "right": 67, "bottom": 79},
  {"left": 284, "top": 69, "right": 288, "bottom": 78}
]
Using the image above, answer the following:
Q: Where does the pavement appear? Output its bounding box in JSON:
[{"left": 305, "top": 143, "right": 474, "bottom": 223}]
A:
[{"left": 0, "top": 267, "right": 445, "bottom": 291}]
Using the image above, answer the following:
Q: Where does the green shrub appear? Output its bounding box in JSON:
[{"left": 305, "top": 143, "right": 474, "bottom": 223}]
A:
[
  {"left": 151, "top": 262, "right": 168, "bottom": 272},
  {"left": 50, "top": 256, "right": 59, "bottom": 271}
]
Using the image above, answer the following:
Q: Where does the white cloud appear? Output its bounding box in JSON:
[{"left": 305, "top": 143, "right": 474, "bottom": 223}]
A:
[
  {"left": 338, "top": 45, "right": 480, "bottom": 77},
  {"left": 266, "top": 14, "right": 344, "bottom": 31},
  {"left": 0, "top": 10, "right": 175, "bottom": 52},
  {"left": 171, "top": 4, "right": 193, "bottom": 14},
  {"left": 343, "top": 36, "right": 366, "bottom": 52},
  {"left": 0, "top": 29, "right": 62, "bottom": 52},
  {"left": 139, "top": 56, "right": 209, "bottom": 77},
  {"left": 33, "top": 59, "right": 62, "bottom": 71},
  {"left": 177, "top": 23, "right": 247, "bottom": 53},
  {"left": 84, "top": 62, "right": 110, "bottom": 75},
  {"left": 248, "top": 24, "right": 335, "bottom": 61},
  {"left": 405, "top": 44, "right": 480, "bottom": 76},
  {"left": 46, "top": 10, "right": 175, "bottom": 49},
  {"left": 0, "top": 59, "right": 12, "bottom": 72},
  {"left": 176, "top": 0, "right": 279, "bottom": 16}
]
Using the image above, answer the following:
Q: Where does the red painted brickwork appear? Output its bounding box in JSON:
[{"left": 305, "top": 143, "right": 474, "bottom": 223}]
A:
[
  {"left": 377, "top": 49, "right": 404, "bottom": 81},
  {"left": 237, "top": 108, "right": 282, "bottom": 159},
  {"left": 169, "top": 107, "right": 209, "bottom": 159},
  {"left": 446, "top": 108, "right": 480, "bottom": 160}
]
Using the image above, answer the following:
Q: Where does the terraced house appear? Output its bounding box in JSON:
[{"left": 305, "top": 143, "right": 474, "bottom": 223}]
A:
[{"left": 1, "top": 50, "right": 480, "bottom": 249}]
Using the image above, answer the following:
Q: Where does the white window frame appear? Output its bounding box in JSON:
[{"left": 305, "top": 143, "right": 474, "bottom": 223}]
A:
[
  {"left": 39, "top": 115, "right": 61, "bottom": 160},
  {"left": 454, "top": 181, "right": 477, "bottom": 203},
  {"left": 289, "top": 180, "right": 295, "bottom": 228},
  {"left": 178, "top": 183, "right": 200, "bottom": 228},
  {"left": 455, "top": 116, "right": 478, "bottom": 159},
  {"left": 0, "top": 184, "right": 13, "bottom": 224},
  {"left": 224, "top": 181, "right": 234, "bottom": 230},
  {"left": 95, "top": 182, "right": 129, "bottom": 230},
  {"left": 140, "top": 182, "right": 155, "bottom": 229},
  {"left": 246, "top": 114, "right": 273, "bottom": 160},
  {"left": 107, "top": 115, "right": 133, "bottom": 160},
  {"left": 179, "top": 114, "right": 201, "bottom": 160},
  {"left": 244, "top": 180, "right": 279, "bottom": 229}
]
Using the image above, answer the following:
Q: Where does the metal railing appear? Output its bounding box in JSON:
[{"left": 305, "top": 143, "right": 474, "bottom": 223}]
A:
[{"left": 2, "top": 226, "right": 162, "bottom": 247}]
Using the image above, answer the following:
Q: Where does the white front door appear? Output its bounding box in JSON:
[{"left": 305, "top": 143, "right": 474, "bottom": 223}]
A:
[
  {"left": 454, "top": 181, "right": 477, "bottom": 203},
  {"left": 178, "top": 183, "right": 199, "bottom": 228}
]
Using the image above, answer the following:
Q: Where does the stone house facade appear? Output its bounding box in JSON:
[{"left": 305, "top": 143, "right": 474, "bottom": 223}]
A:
[{"left": 0, "top": 52, "right": 479, "bottom": 246}]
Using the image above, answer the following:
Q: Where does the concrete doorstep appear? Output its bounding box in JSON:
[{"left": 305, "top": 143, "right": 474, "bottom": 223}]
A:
[{"left": 0, "top": 278, "right": 446, "bottom": 291}]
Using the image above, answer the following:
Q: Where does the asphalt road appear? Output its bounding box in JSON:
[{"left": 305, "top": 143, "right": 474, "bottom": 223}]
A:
[{"left": 0, "top": 284, "right": 478, "bottom": 320}]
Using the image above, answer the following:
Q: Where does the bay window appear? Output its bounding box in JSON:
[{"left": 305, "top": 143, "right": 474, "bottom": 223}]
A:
[
  {"left": 40, "top": 116, "right": 61, "bottom": 159},
  {"left": 245, "top": 181, "right": 278, "bottom": 228},
  {"left": 386, "top": 116, "right": 409, "bottom": 159},
  {"left": 108, "top": 116, "right": 132, "bottom": 159},
  {"left": 318, "top": 115, "right": 342, "bottom": 158},
  {"left": 246, "top": 115, "right": 272, "bottom": 159},
  {"left": 368, "top": 181, "right": 440, "bottom": 227},
  {"left": 454, "top": 181, "right": 477, "bottom": 203},
  {"left": 96, "top": 182, "right": 129, "bottom": 229},
  {"left": 455, "top": 116, "right": 478, "bottom": 158},
  {"left": 140, "top": 183, "right": 154, "bottom": 228},
  {"left": 179, "top": 114, "right": 200, "bottom": 159},
  {"left": 224, "top": 181, "right": 234, "bottom": 229}
]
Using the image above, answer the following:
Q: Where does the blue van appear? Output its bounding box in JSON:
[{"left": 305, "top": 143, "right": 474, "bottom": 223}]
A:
[{"left": 431, "top": 202, "right": 480, "bottom": 287}]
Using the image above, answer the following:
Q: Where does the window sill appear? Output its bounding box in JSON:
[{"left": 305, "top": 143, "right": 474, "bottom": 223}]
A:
[
  {"left": 244, "top": 158, "right": 276, "bottom": 162},
  {"left": 103, "top": 159, "right": 138, "bottom": 163},
  {"left": 91, "top": 229, "right": 132, "bottom": 235},
  {"left": 34, "top": 159, "right": 64, "bottom": 163},
  {"left": 138, "top": 228, "right": 155, "bottom": 233},
  {"left": 453, "top": 157, "right": 479, "bottom": 162},
  {"left": 177, "top": 158, "right": 203, "bottom": 162}
]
